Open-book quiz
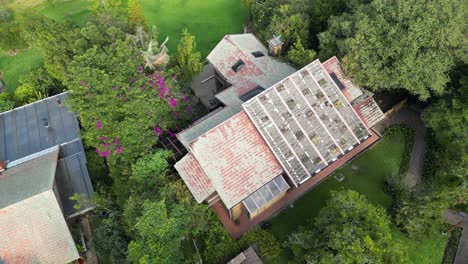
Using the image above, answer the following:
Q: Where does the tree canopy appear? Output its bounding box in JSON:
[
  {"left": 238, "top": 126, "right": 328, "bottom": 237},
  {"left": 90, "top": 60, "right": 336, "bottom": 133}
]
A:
[
  {"left": 319, "top": 0, "right": 466, "bottom": 100},
  {"left": 288, "top": 190, "right": 408, "bottom": 263}
]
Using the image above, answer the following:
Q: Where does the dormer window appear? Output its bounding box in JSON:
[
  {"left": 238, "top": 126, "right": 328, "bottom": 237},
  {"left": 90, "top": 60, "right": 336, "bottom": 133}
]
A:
[
  {"left": 232, "top": 59, "right": 245, "bottom": 72},
  {"left": 251, "top": 51, "right": 264, "bottom": 58}
]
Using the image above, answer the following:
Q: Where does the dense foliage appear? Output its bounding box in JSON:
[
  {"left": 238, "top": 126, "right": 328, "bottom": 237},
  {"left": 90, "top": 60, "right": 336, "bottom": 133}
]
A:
[
  {"left": 287, "top": 190, "right": 409, "bottom": 263},
  {"left": 396, "top": 67, "right": 468, "bottom": 239},
  {"left": 319, "top": 0, "right": 466, "bottom": 100}
]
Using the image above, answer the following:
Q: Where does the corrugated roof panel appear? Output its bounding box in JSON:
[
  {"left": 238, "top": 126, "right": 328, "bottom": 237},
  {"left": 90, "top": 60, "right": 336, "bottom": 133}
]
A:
[
  {"left": 0, "top": 115, "right": 6, "bottom": 159},
  {"left": 14, "top": 108, "right": 29, "bottom": 159},
  {"left": 25, "top": 103, "right": 41, "bottom": 155},
  {"left": 0, "top": 92, "right": 81, "bottom": 162},
  {"left": 3, "top": 111, "right": 17, "bottom": 161}
]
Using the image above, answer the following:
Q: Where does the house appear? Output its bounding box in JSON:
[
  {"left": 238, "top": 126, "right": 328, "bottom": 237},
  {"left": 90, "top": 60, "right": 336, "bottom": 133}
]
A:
[
  {"left": 0, "top": 92, "right": 94, "bottom": 264},
  {"left": 175, "top": 34, "right": 385, "bottom": 233},
  {"left": 227, "top": 247, "right": 263, "bottom": 264}
]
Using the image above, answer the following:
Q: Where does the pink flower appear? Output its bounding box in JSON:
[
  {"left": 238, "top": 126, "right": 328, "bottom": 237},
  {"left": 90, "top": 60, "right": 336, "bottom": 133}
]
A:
[
  {"left": 87, "top": 92, "right": 92, "bottom": 97},
  {"left": 169, "top": 98, "right": 177, "bottom": 108},
  {"left": 96, "top": 120, "right": 103, "bottom": 130},
  {"left": 181, "top": 95, "right": 188, "bottom": 102},
  {"left": 113, "top": 138, "right": 119, "bottom": 146},
  {"left": 154, "top": 126, "right": 162, "bottom": 136},
  {"left": 140, "top": 85, "right": 146, "bottom": 91},
  {"left": 100, "top": 136, "right": 108, "bottom": 141},
  {"left": 137, "top": 65, "right": 143, "bottom": 73},
  {"left": 112, "top": 86, "right": 119, "bottom": 91},
  {"left": 101, "top": 143, "right": 109, "bottom": 147},
  {"left": 100, "top": 150, "right": 110, "bottom": 157},
  {"left": 115, "top": 146, "right": 123, "bottom": 154},
  {"left": 80, "top": 80, "right": 87, "bottom": 87},
  {"left": 149, "top": 80, "right": 155, "bottom": 87}
]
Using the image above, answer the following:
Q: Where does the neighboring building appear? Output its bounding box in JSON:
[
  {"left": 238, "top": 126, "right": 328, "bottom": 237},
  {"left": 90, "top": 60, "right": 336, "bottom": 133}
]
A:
[
  {"left": 228, "top": 247, "right": 263, "bottom": 264},
  {"left": 176, "top": 35, "right": 385, "bottom": 226},
  {"left": 0, "top": 92, "right": 94, "bottom": 263}
]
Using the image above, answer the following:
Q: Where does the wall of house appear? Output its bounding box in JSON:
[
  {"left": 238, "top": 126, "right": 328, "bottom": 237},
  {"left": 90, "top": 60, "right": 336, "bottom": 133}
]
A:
[{"left": 249, "top": 191, "right": 287, "bottom": 219}]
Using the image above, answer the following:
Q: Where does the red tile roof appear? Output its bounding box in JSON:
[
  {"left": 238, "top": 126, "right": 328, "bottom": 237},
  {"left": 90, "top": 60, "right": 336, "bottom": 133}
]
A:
[
  {"left": 174, "top": 153, "right": 214, "bottom": 203},
  {"left": 323, "top": 56, "right": 385, "bottom": 128},
  {"left": 185, "top": 112, "right": 283, "bottom": 208},
  {"left": 0, "top": 191, "right": 79, "bottom": 264}
]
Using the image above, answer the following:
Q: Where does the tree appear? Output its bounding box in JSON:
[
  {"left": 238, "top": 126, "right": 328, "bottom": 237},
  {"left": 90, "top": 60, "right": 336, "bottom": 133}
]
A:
[
  {"left": 319, "top": 0, "right": 466, "bottom": 100},
  {"left": 92, "top": 213, "right": 129, "bottom": 264},
  {"left": 0, "top": 8, "right": 26, "bottom": 51},
  {"left": 287, "top": 38, "right": 317, "bottom": 67},
  {"left": 127, "top": 0, "right": 146, "bottom": 27},
  {"left": 287, "top": 190, "right": 408, "bottom": 263},
  {"left": 175, "top": 29, "right": 203, "bottom": 82},
  {"left": 396, "top": 68, "right": 468, "bottom": 239},
  {"left": 21, "top": 16, "right": 75, "bottom": 81},
  {"left": 66, "top": 38, "right": 189, "bottom": 167},
  {"left": 127, "top": 200, "right": 188, "bottom": 264},
  {"left": 127, "top": 26, "right": 170, "bottom": 69},
  {"left": 267, "top": 3, "right": 310, "bottom": 48}
]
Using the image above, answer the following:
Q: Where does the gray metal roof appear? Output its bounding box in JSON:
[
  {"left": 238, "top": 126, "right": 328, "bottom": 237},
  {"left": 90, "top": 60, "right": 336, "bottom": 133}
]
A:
[
  {"left": 0, "top": 146, "right": 59, "bottom": 209},
  {"left": 0, "top": 92, "right": 80, "bottom": 162},
  {"left": 57, "top": 139, "right": 94, "bottom": 218}
]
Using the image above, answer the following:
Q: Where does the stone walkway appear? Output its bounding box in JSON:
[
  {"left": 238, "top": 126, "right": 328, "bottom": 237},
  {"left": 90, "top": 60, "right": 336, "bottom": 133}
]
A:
[
  {"left": 374, "top": 105, "right": 427, "bottom": 188},
  {"left": 443, "top": 210, "right": 468, "bottom": 264}
]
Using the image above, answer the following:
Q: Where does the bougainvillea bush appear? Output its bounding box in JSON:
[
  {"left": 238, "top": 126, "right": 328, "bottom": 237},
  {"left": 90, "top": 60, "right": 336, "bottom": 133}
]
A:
[{"left": 66, "top": 39, "right": 190, "bottom": 165}]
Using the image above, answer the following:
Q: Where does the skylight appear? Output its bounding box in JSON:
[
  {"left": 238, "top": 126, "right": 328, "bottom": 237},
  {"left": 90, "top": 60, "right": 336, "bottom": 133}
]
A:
[
  {"left": 232, "top": 59, "right": 245, "bottom": 72},
  {"left": 251, "top": 51, "right": 265, "bottom": 58}
]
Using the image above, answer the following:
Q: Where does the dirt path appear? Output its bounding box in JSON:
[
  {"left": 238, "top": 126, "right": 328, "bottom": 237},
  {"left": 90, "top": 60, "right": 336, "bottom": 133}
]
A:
[{"left": 374, "top": 105, "right": 427, "bottom": 188}]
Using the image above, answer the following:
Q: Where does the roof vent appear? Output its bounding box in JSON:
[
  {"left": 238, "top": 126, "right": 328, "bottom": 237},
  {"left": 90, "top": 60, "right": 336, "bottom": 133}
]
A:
[{"left": 40, "top": 118, "right": 49, "bottom": 128}]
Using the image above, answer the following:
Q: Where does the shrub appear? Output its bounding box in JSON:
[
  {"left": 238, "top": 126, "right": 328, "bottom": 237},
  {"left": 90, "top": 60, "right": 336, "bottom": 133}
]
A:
[
  {"left": 382, "top": 125, "right": 415, "bottom": 215},
  {"left": 287, "top": 38, "right": 317, "bottom": 67},
  {"left": 239, "top": 227, "right": 282, "bottom": 260},
  {"left": 0, "top": 92, "right": 14, "bottom": 112},
  {"left": 14, "top": 83, "right": 41, "bottom": 105}
]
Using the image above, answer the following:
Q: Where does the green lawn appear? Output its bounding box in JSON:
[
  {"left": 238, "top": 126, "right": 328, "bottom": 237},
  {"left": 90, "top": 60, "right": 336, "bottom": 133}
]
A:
[
  {"left": 0, "top": 0, "right": 247, "bottom": 91},
  {"left": 269, "top": 130, "right": 448, "bottom": 264},
  {"left": 0, "top": 48, "right": 43, "bottom": 93},
  {"left": 142, "top": 0, "right": 247, "bottom": 57}
]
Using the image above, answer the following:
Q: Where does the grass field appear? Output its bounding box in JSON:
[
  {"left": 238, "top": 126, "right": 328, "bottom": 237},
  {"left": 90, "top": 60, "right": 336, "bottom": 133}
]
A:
[
  {"left": 269, "top": 130, "right": 448, "bottom": 264},
  {"left": 0, "top": 0, "right": 247, "bottom": 91},
  {"left": 142, "top": 0, "right": 247, "bottom": 57}
]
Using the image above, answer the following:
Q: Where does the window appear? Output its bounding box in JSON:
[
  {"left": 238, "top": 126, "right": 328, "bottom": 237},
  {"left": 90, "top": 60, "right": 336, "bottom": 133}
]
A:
[
  {"left": 330, "top": 73, "right": 345, "bottom": 90},
  {"left": 252, "top": 51, "right": 265, "bottom": 58},
  {"left": 231, "top": 59, "right": 245, "bottom": 72}
]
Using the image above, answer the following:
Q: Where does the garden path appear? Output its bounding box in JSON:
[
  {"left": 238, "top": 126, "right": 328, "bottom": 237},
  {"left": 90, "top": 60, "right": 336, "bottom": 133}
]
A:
[{"left": 374, "top": 104, "right": 427, "bottom": 188}]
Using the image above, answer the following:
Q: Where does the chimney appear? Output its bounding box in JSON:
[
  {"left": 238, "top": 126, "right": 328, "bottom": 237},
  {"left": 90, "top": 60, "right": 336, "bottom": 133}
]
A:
[{"left": 268, "top": 35, "right": 283, "bottom": 57}]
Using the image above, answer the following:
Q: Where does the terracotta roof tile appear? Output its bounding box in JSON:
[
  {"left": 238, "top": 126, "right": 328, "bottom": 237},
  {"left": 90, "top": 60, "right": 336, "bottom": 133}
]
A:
[
  {"left": 188, "top": 112, "right": 283, "bottom": 208},
  {"left": 175, "top": 153, "right": 214, "bottom": 203},
  {"left": 0, "top": 190, "right": 79, "bottom": 264}
]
